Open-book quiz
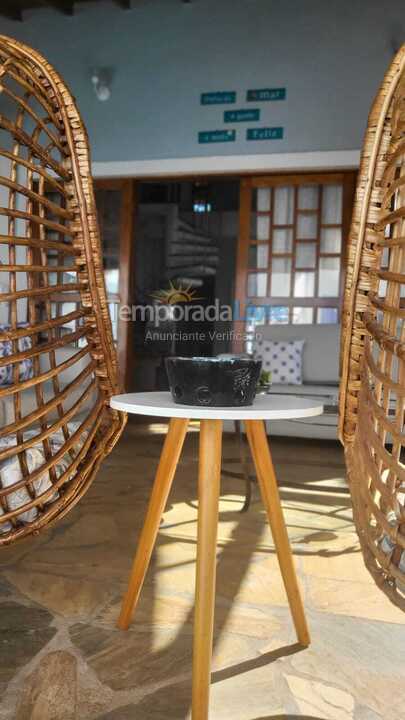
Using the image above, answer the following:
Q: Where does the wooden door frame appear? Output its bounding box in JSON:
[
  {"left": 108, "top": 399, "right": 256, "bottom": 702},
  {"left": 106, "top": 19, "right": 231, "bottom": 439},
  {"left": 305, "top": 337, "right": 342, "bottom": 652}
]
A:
[
  {"left": 94, "top": 170, "right": 356, "bottom": 374},
  {"left": 95, "top": 178, "right": 136, "bottom": 391}
]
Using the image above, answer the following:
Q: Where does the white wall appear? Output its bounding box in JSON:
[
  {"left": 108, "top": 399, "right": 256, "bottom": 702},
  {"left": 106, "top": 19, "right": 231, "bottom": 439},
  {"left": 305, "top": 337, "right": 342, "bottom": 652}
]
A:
[{"left": 0, "top": 0, "right": 403, "bottom": 167}]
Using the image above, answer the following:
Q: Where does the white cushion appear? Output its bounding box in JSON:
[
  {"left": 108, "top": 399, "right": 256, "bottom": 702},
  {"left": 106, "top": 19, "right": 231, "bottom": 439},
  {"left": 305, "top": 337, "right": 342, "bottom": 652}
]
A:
[
  {"left": 254, "top": 324, "right": 340, "bottom": 384},
  {"left": 255, "top": 338, "right": 305, "bottom": 385}
]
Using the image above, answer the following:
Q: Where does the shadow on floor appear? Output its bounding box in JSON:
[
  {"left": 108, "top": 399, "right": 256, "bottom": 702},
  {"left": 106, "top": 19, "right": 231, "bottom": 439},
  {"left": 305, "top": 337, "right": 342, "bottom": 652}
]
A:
[
  {"left": 101, "top": 429, "right": 352, "bottom": 718},
  {"left": 2, "top": 427, "right": 353, "bottom": 719},
  {"left": 212, "top": 643, "right": 305, "bottom": 684}
]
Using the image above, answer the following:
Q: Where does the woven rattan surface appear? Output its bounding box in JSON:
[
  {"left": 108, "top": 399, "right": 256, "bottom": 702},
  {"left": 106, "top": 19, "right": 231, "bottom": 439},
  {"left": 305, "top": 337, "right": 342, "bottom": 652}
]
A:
[
  {"left": 340, "top": 45, "right": 405, "bottom": 609},
  {"left": 0, "top": 36, "right": 126, "bottom": 544}
]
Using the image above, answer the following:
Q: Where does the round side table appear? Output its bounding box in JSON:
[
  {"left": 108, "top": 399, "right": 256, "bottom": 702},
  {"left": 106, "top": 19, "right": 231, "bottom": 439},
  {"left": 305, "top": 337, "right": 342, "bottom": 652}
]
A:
[{"left": 110, "top": 391, "right": 323, "bottom": 720}]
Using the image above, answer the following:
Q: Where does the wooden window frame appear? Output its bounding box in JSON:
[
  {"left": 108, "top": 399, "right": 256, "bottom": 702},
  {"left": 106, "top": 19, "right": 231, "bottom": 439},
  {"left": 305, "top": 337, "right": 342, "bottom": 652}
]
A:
[{"left": 234, "top": 171, "right": 356, "bottom": 349}]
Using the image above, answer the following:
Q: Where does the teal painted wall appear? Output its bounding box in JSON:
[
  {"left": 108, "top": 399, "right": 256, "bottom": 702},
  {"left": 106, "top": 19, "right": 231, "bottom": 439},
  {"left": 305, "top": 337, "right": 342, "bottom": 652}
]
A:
[{"left": 0, "top": 0, "right": 403, "bottom": 162}]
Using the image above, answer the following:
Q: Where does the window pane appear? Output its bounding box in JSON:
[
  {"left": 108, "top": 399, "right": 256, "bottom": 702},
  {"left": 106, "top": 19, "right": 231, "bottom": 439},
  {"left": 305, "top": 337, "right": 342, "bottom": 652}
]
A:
[
  {"left": 273, "top": 228, "right": 293, "bottom": 253},
  {"left": 268, "top": 306, "right": 289, "bottom": 324},
  {"left": 379, "top": 279, "right": 387, "bottom": 297},
  {"left": 247, "top": 272, "right": 267, "bottom": 297},
  {"left": 322, "top": 184, "right": 342, "bottom": 224},
  {"left": 105, "top": 268, "right": 119, "bottom": 294},
  {"left": 248, "top": 244, "right": 268, "bottom": 269},
  {"left": 381, "top": 247, "right": 389, "bottom": 268},
  {"left": 271, "top": 258, "right": 291, "bottom": 296},
  {"left": 297, "top": 213, "right": 317, "bottom": 239},
  {"left": 318, "top": 257, "right": 340, "bottom": 297},
  {"left": 108, "top": 302, "right": 118, "bottom": 341},
  {"left": 245, "top": 335, "right": 254, "bottom": 354},
  {"left": 317, "top": 307, "right": 338, "bottom": 324},
  {"left": 320, "top": 227, "right": 342, "bottom": 253},
  {"left": 294, "top": 271, "right": 315, "bottom": 297},
  {"left": 246, "top": 304, "right": 267, "bottom": 329},
  {"left": 257, "top": 188, "right": 271, "bottom": 212},
  {"left": 296, "top": 243, "right": 316, "bottom": 269},
  {"left": 274, "top": 186, "right": 294, "bottom": 225},
  {"left": 298, "top": 185, "right": 318, "bottom": 210},
  {"left": 293, "top": 307, "right": 314, "bottom": 324},
  {"left": 255, "top": 215, "right": 270, "bottom": 241}
]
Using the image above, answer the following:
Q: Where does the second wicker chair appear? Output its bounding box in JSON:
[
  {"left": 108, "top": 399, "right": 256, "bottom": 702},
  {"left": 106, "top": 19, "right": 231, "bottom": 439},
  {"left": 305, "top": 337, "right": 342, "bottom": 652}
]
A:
[{"left": 340, "top": 44, "right": 405, "bottom": 610}]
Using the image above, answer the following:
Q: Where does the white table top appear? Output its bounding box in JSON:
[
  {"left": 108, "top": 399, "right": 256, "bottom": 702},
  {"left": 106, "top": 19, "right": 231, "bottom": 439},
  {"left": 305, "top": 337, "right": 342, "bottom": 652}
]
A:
[{"left": 110, "top": 391, "right": 324, "bottom": 421}]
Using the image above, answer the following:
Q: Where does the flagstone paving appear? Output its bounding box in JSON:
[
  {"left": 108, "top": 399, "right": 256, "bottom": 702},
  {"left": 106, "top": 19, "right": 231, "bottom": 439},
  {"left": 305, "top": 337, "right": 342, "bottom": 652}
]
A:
[{"left": 0, "top": 423, "right": 404, "bottom": 719}]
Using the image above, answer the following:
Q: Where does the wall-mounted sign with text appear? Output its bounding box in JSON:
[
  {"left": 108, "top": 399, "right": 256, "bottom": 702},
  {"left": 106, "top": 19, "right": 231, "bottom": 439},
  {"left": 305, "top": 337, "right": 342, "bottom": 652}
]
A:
[
  {"left": 198, "top": 129, "right": 236, "bottom": 144},
  {"left": 246, "top": 127, "right": 284, "bottom": 141},
  {"left": 246, "top": 87, "right": 286, "bottom": 102},
  {"left": 200, "top": 91, "right": 236, "bottom": 105},
  {"left": 198, "top": 87, "right": 286, "bottom": 145},
  {"left": 224, "top": 109, "right": 260, "bottom": 123}
]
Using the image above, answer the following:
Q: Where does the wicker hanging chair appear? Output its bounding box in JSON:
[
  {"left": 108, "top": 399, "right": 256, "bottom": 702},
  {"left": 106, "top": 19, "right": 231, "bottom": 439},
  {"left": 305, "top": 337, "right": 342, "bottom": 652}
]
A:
[
  {"left": 0, "top": 36, "right": 126, "bottom": 545},
  {"left": 340, "top": 44, "right": 405, "bottom": 610}
]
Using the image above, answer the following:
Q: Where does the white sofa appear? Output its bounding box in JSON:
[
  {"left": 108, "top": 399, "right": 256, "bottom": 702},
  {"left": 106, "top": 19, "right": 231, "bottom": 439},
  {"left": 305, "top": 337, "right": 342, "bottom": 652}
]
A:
[{"left": 253, "top": 323, "right": 340, "bottom": 440}]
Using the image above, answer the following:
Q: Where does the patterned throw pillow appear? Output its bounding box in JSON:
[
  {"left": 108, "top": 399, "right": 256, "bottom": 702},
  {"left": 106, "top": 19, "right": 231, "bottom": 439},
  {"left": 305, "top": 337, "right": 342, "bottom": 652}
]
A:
[
  {"left": 0, "top": 324, "right": 33, "bottom": 387},
  {"left": 254, "top": 338, "right": 305, "bottom": 385}
]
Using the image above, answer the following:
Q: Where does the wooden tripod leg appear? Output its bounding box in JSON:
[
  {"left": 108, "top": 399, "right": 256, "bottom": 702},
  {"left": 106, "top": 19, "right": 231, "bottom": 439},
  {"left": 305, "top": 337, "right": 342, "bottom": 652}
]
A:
[
  {"left": 192, "top": 419, "right": 222, "bottom": 720},
  {"left": 245, "top": 419, "right": 310, "bottom": 647},
  {"left": 118, "top": 417, "right": 189, "bottom": 630}
]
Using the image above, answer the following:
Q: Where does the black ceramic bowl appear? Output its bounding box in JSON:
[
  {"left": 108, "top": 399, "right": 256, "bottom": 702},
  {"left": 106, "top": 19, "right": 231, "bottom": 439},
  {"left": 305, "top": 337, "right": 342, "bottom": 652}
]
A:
[{"left": 165, "top": 356, "right": 262, "bottom": 407}]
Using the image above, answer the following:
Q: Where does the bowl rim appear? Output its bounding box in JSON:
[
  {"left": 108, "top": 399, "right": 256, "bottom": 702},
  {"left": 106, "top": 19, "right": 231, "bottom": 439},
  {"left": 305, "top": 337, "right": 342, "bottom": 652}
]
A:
[{"left": 165, "top": 356, "right": 261, "bottom": 364}]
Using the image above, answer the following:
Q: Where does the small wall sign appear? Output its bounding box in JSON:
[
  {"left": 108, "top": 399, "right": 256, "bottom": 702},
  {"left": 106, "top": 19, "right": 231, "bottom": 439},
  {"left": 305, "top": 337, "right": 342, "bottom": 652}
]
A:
[
  {"left": 198, "top": 129, "right": 236, "bottom": 144},
  {"left": 246, "top": 87, "right": 286, "bottom": 102},
  {"left": 200, "top": 91, "right": 236, "bottom": 105},
  {"left": 246, "top": 127, "right": 284, "bottom": 141},
  {"left": 224, "top": 109, "right": 260, "bottom": 123}
]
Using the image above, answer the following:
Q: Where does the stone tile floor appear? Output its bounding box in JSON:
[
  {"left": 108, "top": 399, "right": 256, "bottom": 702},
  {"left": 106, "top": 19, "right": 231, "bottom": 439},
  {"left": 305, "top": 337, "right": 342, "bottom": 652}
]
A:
[{"left": 0, "top": 422, "right": 404, "bottom": 719}]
